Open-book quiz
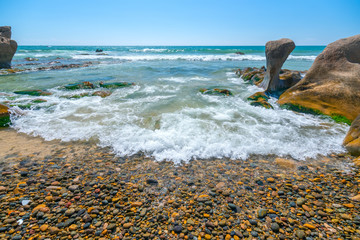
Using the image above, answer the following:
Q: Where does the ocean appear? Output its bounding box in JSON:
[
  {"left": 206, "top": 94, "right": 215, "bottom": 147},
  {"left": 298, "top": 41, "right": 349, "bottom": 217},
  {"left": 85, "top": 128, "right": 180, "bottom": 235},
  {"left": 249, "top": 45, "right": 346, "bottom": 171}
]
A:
[{"left": 0, "top": 46, "right": 348, "bottom": 163}]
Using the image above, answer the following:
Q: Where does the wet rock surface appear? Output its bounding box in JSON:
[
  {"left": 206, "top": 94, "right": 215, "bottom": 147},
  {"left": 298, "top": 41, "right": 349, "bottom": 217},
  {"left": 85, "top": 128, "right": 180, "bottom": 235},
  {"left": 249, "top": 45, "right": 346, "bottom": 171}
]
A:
[
  {"left": 0, "top": 26, "right": 17, "bottom": 69},
  {"left": 278, "top": 34, "right": 360, "bottom": 123},
  {"left": 344, "top": 114, "right": 360, "bottom": 156},
  {"left": 0, "top": 132, "right": 359, "bottom": 239},
  {"left": 259, "top": 38, "right": 297, "bottom": 93}
]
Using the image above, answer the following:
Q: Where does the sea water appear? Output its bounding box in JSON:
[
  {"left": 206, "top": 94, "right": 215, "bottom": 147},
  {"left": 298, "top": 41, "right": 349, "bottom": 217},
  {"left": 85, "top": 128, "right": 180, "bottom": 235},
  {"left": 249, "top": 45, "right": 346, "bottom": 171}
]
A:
[{"left": 0, "top": 46, "right": 348, "bottom": 163}]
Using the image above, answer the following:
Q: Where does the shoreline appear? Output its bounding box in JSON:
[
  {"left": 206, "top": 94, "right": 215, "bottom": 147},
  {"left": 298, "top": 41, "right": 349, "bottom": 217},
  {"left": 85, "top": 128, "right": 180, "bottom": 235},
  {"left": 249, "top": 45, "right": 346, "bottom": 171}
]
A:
[{"left": 0, "top": 128, "right": 359, "bottom": 239}]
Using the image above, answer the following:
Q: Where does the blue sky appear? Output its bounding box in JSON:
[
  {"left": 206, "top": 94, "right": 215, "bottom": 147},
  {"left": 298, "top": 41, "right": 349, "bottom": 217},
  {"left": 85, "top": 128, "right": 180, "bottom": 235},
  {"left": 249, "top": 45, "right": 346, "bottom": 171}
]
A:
[{"left": 1, "top": 0, "right": 359, "bottom": 45}]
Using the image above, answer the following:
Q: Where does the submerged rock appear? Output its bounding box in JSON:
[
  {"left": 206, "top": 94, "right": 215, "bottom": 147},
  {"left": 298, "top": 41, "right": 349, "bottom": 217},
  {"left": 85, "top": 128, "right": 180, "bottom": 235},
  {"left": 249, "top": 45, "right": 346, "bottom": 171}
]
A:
[
  {"left": 99, "top": 82, "right": 134, "bottom": 89},
  {"left": 14, "top": 90, "right": 52, "bottom": 96},
  {"left": 64, "top": 81, "right": 94, "bottom": 90},
  {"left": 0, "top": 26, "right": 17, "bottom": 69},
  {"left": 259, "top": 38, "right": 297, "bottom": 93},
  {"left": 278, "top": 34, "right": 360, "bottom": 123},
  {"left": 0, "top": 104, "right": 10, "bottom": 127},
  {"left": 343, "top": 114, "right": 360, "bottom": 156},
  {"left": 24, "top": 57, "right": 38, "bottom": 61},
  {"left": 92, "top": 90, "right": 112, "bottom": 98},
  {"left": 199, "top": 88, "right": 233, "bottom": 96},
  {"left": 247, "top": 92, "right": 273, "bottom": 109}
]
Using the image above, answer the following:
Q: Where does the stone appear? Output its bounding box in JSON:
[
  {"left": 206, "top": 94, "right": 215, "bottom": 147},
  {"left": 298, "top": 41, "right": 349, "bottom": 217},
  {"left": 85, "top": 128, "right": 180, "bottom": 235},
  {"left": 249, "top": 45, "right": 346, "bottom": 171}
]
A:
[
  {"left": 259, "top": 38, "right": 296, "bottom": 93},
  {"left": 278, "top": 34, "right": 360, "bottom": 123},
  {"left": 296, "top": 229, "right": 305, "bottom": 239},
  {"left": 296, "top": 198, "right": 307, "bottom": 206},
  {"left": 68, "top": 185, "right": 79, "bottom": 191},
  {"left": 123, "top": 223, "right": 132, "bottom": 229},
  {"left": 271, "top": 222, "right": 280, "bottom": 232},
  {"left": 173, "top": 225, "right": 182, "bottom": 233},
  {"left": 275, "top": 158, "right": 296, "bottom": 169},
  {"left": 199, "top": 88, "right": 233, "bottom": 96},
  {"left": 350, "top": 194, "right": 360, "bottom": 201},
  {"left": 92, "top": 90, "right": 112, "bottom": 98},
  {"left": 99, "top": 82, "right": 134, "bottom": 89},
  {"left": 0, "top": 104, "right": 10, "bottom": 127},
  {"left": 257, "top": 209, "right": 268, "bottom": 218},
  {"left": 0, "top": 26, "right": 17, "bottom": 69},
  {"left": 14, "top": 90, "right": 52, "bottom": 96},
  {"left": 49, "top": 227, "right": 60, "bottom": 234},
  {"left": 343, "top": 114, "right": 360, "bottom": 156},
  {"left": 40, "top": 224, "right": 48, "bottom": 231}
]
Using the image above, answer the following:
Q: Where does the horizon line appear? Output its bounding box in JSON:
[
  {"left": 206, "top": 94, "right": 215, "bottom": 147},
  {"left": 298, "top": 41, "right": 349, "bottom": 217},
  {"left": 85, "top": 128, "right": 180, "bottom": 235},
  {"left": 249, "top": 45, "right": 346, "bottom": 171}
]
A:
[{"left": 18, "top": 44, "right": 327, "bottom": 47}]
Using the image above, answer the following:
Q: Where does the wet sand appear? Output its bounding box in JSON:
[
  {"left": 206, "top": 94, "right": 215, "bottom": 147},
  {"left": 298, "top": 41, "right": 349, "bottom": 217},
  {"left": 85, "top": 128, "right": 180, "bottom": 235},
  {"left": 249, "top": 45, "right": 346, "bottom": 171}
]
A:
[{"left": 0, "top": 128, "right": 359, "bottom": 240}]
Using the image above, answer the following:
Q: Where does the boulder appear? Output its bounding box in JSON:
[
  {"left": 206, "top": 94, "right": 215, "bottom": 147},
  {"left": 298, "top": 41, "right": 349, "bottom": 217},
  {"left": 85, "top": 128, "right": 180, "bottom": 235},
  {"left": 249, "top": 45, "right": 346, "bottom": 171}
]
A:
[
  {"left": 14, "top": 90, "right": 52, "bottom": 96},
  {"left": 278, "top": 34, "right": 360, "bottom": 124},
  {"left": 343, "top": 114, "right": 360, "bottom": 156},
  {"left": 0, "top": 26, "right": 18, "bottom": 69},
  {"left": 199, "top": 88, "right": 233, "bottom": 96},
  {"left": 259, "top": 38, "right": 296, "bottom": 93},
  {"left": 0, "top": 104, "right": 10, "bottom": 127}
]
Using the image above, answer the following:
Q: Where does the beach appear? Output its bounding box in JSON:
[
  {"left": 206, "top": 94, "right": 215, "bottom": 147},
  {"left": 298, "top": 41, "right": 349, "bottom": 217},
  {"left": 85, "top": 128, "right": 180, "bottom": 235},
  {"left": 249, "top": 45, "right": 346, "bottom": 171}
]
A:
[
  {"left": 0, "top": 45, "right": 360, "bottom": 240},
  {"left": 0, "top": 127, "right": 359, "bottom": 239}
]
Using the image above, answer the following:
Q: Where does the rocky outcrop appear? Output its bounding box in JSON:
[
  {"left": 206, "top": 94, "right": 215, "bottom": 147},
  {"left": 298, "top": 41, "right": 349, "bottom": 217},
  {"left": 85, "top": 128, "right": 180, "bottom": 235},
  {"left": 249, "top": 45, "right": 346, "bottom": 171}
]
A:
[
  {"left": 0, "top": 26, "right": 17, "bottom": 69},
  {"left": 259, "top": 38, "right": 297, "bottom": 93},
  {"left": 278, "top": 34, "right": 360, "bottom": 123},
  {"left": 343, "top": 114, "right": 360, "bottom": 156}
]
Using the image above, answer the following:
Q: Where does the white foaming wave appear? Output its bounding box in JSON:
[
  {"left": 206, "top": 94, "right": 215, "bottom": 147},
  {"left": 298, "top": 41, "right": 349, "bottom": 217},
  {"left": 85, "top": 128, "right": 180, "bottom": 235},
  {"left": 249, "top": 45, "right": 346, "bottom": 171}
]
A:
[
  {"left": 130, "top": 48, "right": 168, "bottom": 53},
  {"left": 72, "top": 54, "right": 267, "bottom": 61},
  {"left": 10, "top": 89, "right": 348, "bottom": 163},
  {"left": 288, "top": 55, "right": 317, "bottom": 60},
  {"left": 158, "top": 76, "right": 210, "bottom": 83}
]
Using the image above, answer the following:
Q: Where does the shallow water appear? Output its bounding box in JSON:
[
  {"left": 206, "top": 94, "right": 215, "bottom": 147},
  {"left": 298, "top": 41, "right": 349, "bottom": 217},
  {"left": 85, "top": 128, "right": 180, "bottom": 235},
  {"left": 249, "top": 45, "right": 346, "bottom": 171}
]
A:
[{"left": 0, "top": 46, "right": 349, "bottom": 163}]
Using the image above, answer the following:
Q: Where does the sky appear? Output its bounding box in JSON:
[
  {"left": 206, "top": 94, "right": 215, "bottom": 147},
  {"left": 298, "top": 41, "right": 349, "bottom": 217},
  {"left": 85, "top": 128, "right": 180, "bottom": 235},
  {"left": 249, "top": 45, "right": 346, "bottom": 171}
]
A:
[{"left": 1, "top": 0, "right": 359, "bottom": 46}]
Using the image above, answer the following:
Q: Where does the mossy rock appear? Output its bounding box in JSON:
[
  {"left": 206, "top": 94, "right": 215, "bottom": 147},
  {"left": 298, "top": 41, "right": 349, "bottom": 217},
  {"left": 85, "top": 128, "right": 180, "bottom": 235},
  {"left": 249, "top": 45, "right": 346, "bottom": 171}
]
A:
[
  {"left": 99, "top": 82, "right": 134, "bottom": 89},
  {"left": 0, "top": 104, "right": 10, "bottom": 127},
  {"left": 62, "top": 93, "right": 90, "bottom": 99},
  {"left": 0, "top": 68, "right": 25, "bottom": 75},
  {"left": 14, "top": 90, "right": 52, "bottom": 96},
  {"left": 92, "top": 91, "right": 112, "bottom": 98},
  {"left": 280, "top": 103, "right": 351, "bottom": 125},
  {"left": 32, "top": 99, "right": 47, "bottom": 103},
  {"left": 250, "top": 99, "right": 273, "bottom": 109},
  {"left": 199, "top": 88, "right": 233, "bottom": 96},
  {"left": 64, "top": 81, "right": 95, "bottom": 90},
  {"left": 247, "top": 92, "right": 269, "bottom": 101}
]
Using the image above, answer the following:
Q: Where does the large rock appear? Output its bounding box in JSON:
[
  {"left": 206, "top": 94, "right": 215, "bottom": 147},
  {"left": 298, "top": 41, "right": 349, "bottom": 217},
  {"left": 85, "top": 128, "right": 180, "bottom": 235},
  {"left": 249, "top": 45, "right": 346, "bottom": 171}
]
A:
[
  {"left": 343, "top": 114, "right": 360, "bottom": 156},
  {"left": 0, "top": 26, "right": 18, "bottom": 69},
  {"left": 278, "top": 34, "right": 360, "bottom": 124},
  {"left": 259, "top": 38, "right": 296, "bottom": 93}
]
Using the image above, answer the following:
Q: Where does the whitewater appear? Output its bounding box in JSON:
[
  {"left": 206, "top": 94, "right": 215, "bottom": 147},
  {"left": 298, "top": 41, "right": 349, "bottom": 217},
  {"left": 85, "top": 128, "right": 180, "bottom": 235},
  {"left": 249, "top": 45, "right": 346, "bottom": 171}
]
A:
[{"left": 0, "top": 46, "right": 349, "bottom": 163}]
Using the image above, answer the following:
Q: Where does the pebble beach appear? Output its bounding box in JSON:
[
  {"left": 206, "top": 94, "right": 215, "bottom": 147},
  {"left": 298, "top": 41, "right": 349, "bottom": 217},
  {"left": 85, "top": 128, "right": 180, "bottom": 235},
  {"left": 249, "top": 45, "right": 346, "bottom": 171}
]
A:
[{"left": 0, "top": 128, "right": 359, "bottom": 240}]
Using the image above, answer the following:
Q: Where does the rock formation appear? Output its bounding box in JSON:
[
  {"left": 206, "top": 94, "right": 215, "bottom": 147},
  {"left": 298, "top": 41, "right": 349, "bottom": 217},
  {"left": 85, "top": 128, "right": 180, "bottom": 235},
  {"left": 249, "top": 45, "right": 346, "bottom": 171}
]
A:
[
  {"left": 0, "top": 26, "right": 18, "bottom": 69},
  {"left": 259, "top": 38, "right": 296, "bottom": 93},
  {"left": 278, "top": 34, "right": 360, "bottom": 123},
  {"left": 343, "top": 114, "right": 360, "bottom": 156}
]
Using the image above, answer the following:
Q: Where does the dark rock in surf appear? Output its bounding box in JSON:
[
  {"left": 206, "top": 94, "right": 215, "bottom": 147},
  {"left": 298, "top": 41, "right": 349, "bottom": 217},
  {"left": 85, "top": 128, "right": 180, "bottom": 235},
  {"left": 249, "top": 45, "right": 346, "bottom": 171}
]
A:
[{"left": 0, "top": 26, "right": 18, "bottom": 69}]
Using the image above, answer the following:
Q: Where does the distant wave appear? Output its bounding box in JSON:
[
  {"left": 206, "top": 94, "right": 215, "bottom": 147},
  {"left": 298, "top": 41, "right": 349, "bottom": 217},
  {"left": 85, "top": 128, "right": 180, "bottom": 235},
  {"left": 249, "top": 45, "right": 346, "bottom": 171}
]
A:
[
  {"left": 72, "top": 54, "right": 267, "bottom": 61},
  {"left": 288, "top": 55, "right": 317, "bottom": 60},
  {"left": 72, "top": 54, "right": 317, "bottom": 62}
]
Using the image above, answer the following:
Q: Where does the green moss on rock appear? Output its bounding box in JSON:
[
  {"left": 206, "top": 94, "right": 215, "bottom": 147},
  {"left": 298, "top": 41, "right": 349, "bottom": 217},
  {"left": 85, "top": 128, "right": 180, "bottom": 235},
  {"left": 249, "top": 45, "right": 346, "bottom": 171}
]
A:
[
  {"left": 99, "top": 82, "right": 134, "bottom": 89},
  {"left": 14, "top": 90, "right": 52, "bottom": 96},
  {"left": 280, "top": 103, "right": 351, "bottom": 125},
  {"left": 64, "top": 81, "right": 94, "bottom": 90},
  {"left": 199, "top": 88, "right": 233, "bottom": 96}
]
